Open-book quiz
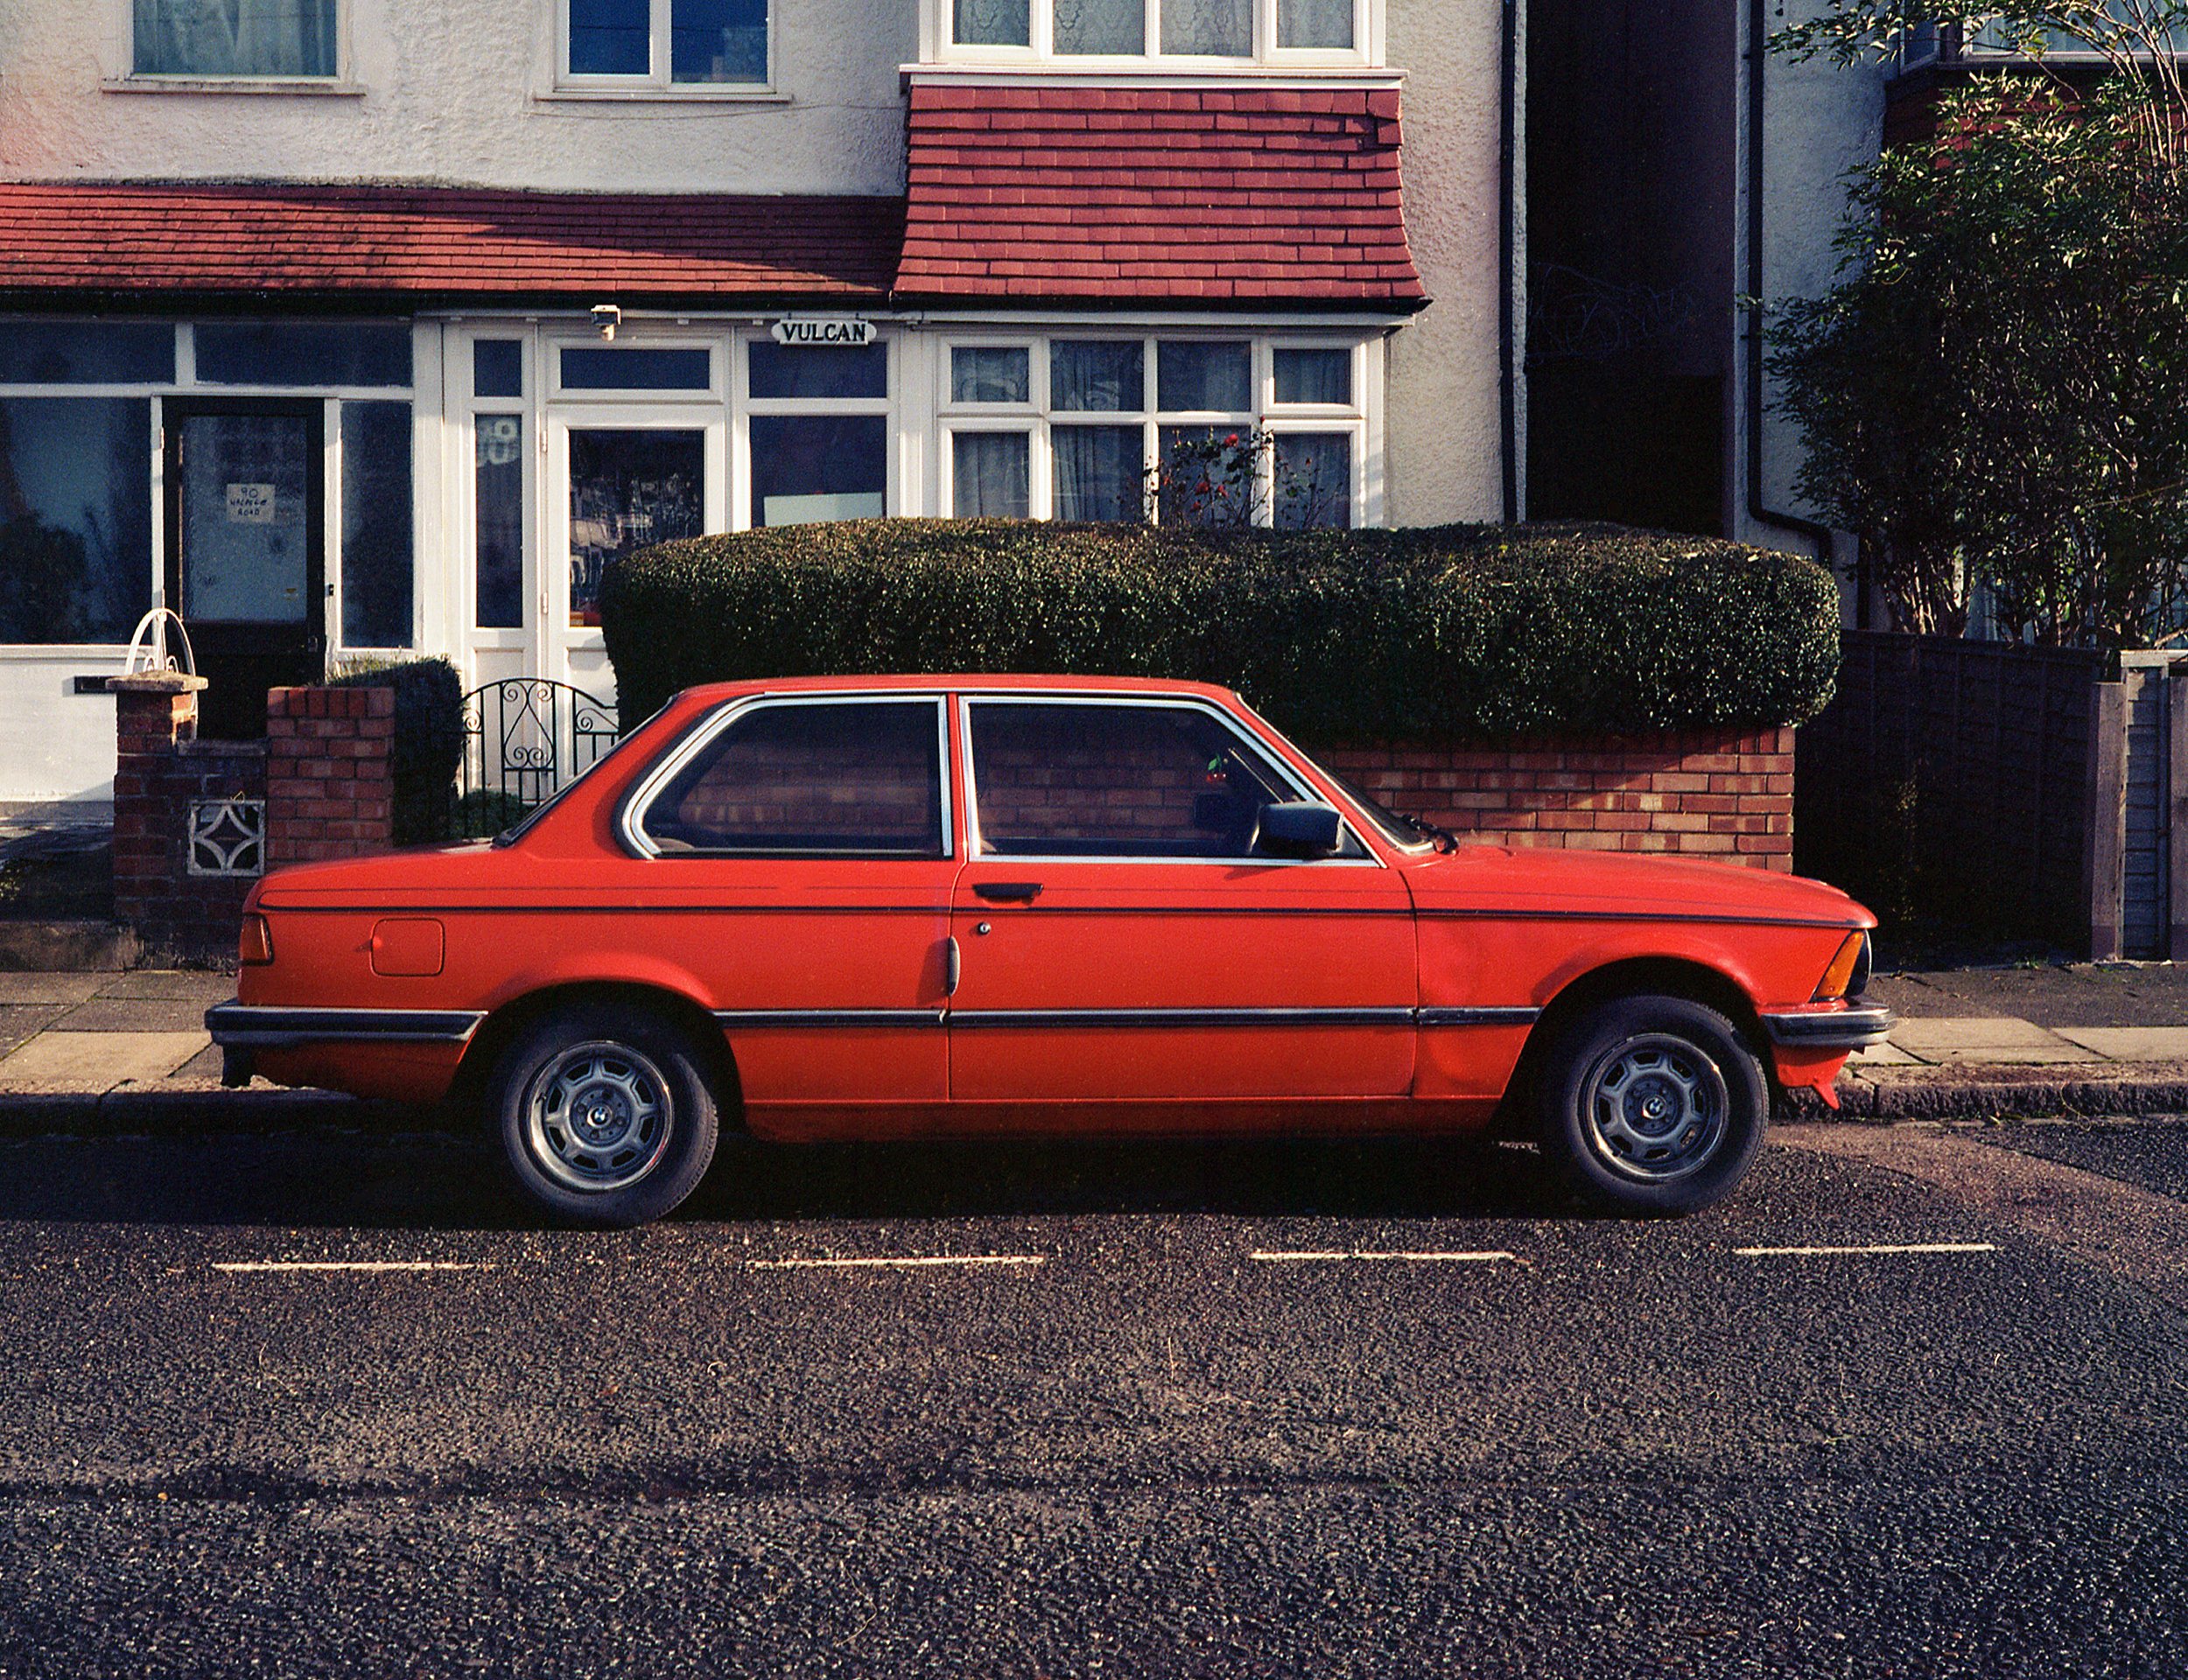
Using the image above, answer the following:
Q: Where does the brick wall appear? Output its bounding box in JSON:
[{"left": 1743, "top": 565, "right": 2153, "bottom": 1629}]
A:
[
  {"left": 265, "top": 685, "right": 396, "bottom": 865},
  {"left": 1322, "top": 729, "right": 1796, "bottom": 870}
]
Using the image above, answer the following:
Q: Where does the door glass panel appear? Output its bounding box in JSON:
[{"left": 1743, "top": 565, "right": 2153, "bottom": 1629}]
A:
[
  {"left": 473, "top": 340, "right": 524, "bottom": 399},
  {"left": 0, "top": 397, "right": 153, "bottom": 643},
  {"left": 750, "top": 415, "right": 886, "bottom": 527},
  {"left": 969, "top": 702, "right": 1301, "bottom": 858},
  {"left": 568, "top": 430, "right": 705, "bottom": 627},
  {"left": 642, "top": 700, "right": 944, "bottom": 857},
  {"left": 474, "top": 416, "right": 524, "bottom": 629},
  {"left": 340, "top": 402, "right": 413, "bottom": 648},
  {"left": 179, "top": 412, "right": 311, "bottom": 623}
]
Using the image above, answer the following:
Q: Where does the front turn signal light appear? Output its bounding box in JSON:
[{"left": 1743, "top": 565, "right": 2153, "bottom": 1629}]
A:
[
  {"left": 239, "top": 914, "right": 274, "bottom": 966},
  {"left": 1813, "top": 931, "right": 1866, "bottom": 1001}
]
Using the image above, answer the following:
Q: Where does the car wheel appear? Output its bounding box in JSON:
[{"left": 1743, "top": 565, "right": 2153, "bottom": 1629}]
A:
[
  {"left": 1536, "top": 993, "right": 1767, "bottom": 1214},
  {"left": 490, "top": 1003, "right": 719, "bottom": 1228}
]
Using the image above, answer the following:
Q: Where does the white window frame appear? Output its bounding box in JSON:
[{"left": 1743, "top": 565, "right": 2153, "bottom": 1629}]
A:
[
  {"left": 114, "top": 0, "right": 359, "bottom": 93},
  {"left": 738, "top": 330, "right": 897, "bottom": 534},
  {"left": 935, "top": 332, "right": 1372, "bottom": 528},
  {"left": 553, "top": 0, "right": 779, "bottom": 97},
  {"left": 928, "top": 0, "right": 1378, "bottom": 67}
]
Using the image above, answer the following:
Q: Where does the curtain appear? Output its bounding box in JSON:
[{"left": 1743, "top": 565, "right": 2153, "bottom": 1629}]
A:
[
  {"left": 1273, "top": 433, "right": 1352, "bottom": 529},
  {"left": 1161, "top": 0, "right": 1250, "bottom": 55},
  {"left": 1054, "top": 426, "right": 1145, "bottom": 522},
  {"left": 1054, "top": 0, "right": 1143, "bottom": 54},
  {"left": 1156, "top": 341, "right": 1252, "bottom": 412},
  {"left": 953, "top": 433, "right": 1032, "bottom": 519},
  {"left": 1274, "top": 346, "right": 1351, "bottom": 405},
  {"left": 1278, "top": 0, "right": 1352, "bottom": 49},
  {"left": 1052, "top": 341, "right": 1144, "bottom": 412},
  {"left": 953, "top": 346, "right": 1032, "bottom": 405},
  {"left": 956, "top": 0, "right": 1030, "bottom": 46},
  {"left": 137, "top": 0, "right": 337, "bottom": 76}
]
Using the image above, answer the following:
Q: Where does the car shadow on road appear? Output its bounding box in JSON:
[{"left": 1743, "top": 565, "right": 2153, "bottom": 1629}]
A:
[{"left": 0, "top": 1126, "right": 1590, "bottom": 1228}]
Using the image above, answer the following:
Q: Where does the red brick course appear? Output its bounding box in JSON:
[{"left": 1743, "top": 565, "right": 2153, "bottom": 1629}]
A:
[
  {"left": 1321, "top": 730, "right": 1797, "bottom": 870},
  {"left": 264, "top": 687, "right": 396, "bottom": 866},
  {"left": 109, "top": 682, "right": 267, "bottom": 959}
]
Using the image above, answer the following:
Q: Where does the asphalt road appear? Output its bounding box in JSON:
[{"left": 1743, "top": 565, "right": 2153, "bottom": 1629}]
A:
[{"left": 0, "top": 1123, "right": 2180, "bottom": 1678}]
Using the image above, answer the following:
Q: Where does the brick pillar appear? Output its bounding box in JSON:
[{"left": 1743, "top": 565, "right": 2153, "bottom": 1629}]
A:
[
  {"left": 109, "top": 672, "right": 209, "bottom": 933},
  {"left": 265, "top": 686, "right": 397, "bottom": 865}
]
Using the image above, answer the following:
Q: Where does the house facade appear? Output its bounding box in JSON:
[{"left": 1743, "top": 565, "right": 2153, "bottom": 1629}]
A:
[{"left": 0, "top": 0, "right": 1518, "bottom": 808}]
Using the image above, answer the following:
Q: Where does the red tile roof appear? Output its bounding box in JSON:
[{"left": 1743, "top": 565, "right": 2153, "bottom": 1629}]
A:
[
  {"left": 0, "top": 183, "right": 903, "bottom": 304},
  {"left": 896, "top": 82, "right": 1426, "bottom": 308}
]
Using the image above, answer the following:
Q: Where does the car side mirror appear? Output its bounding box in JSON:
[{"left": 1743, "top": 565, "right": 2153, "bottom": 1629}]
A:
[{"left": 1252, "top": 802, "right": 1344, "bottom": 861}]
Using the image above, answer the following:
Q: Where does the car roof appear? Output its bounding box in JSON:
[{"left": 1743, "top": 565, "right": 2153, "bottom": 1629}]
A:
[{"left": 676, "top": 674, "right": 1244, "bottom": 704}]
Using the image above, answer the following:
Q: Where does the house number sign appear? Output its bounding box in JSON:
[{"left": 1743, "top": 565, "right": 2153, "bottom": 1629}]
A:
[{"left": 770, "top": 317, "right": 874, "bottom": 347}]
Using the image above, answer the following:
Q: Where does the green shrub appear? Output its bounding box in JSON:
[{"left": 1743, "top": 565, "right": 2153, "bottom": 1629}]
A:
[
  {"left": 600, "top": 521, "right": 1841, "bottom": 742},
  {"left": 327, "top": 656, "right": 466, "bottom": 844}
]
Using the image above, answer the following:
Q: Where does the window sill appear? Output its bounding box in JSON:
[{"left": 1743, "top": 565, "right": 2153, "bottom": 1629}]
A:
[
  {"left": 534, "top": 87, "right": 790, "bottom": 106},
  {"left": 102, "top": 75, "right": 365, "bottom": 96},
  {"left": 902, "top": 60, "right": 1396, "bottom": 82}
]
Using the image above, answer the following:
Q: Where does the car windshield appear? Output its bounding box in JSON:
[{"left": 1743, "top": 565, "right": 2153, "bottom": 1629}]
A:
[{"left": 1291, "top": 752, "right": 1437, "bottom": 852}]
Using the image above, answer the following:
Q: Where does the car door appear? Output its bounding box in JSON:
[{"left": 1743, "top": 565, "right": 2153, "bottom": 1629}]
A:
[
  {"left": 945, "top": 694, "right": 1417, "bottom": 1110},
  {"left": 618, "top": 692, "right": 955, "bottom": 1117}
]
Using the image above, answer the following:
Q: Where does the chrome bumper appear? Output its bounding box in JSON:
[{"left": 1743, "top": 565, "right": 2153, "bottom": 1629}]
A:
[
  {"left": 1759, "top": 1004, "right": 1897, "bottom": 1051},
  {"left": 205, "top": 1001, "right": 486, "bottom": 1050}
]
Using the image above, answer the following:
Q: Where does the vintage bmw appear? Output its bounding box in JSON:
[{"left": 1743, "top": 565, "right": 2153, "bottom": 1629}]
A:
[{"left": 207, "top": 675, "right": 1890, "bottom": 1226}]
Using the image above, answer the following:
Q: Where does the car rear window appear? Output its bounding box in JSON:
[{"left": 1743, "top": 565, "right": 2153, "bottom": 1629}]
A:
[{"left": 639, "top": 699, "right": 946, "bottom": 858}]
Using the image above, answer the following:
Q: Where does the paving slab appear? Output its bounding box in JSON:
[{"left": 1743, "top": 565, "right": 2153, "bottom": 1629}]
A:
[
  {"left": 93, "top": 970, "right": 235, "bottom": 1004},
  {"left": 1873, "top": 964, "right": 2188, "bottom": 1028},
  {"left": 1886, "top": 1016, "right": 2101, "bottom": 1065},
  {"left": 169, "top": 1042, "right": 227, "bottom": 1082},
  {"left": 0, "top": 1005, "right": 68, "bottom": 1057},
  {"left": 2051, "top": 1026, "right": 2188, "bottom": 1060},
  {"left": 50, "top": 998, "right": 217, "bottom": 1033},
  {"left": 0, "top": 1031, "right": 210, "bottom": 1091},
  {"left": 0, "top": 974, "right": 102, "bottom": 1006},
  {"left": 1849, "top": 1040, "right": 1921, "bottom": 1067}
]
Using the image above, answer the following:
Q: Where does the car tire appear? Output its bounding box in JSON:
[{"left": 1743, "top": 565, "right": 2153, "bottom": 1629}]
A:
[
  {"left": 490, "top": 1003, "right": 719, "bottom": 1228},
  {"left": 1536, "top": 993, "right": 1767, "bottom": 1215}
]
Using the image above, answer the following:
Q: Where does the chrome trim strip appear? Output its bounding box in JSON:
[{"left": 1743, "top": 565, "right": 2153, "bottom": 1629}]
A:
[
  {"left": 204, "top": 1004, "right": 486, "bottom": 1048},
  {"left": 1418, "top": 908, "right": 1862, "bottom": 931},
  {"left": 714, "top": 1008, "right": 947, "bottom": 1031},
  {"left": 1760, "top": 1006, "right": 1897, "bottom": 1049},
  {"left": 1418, "top": 1006, "right": 1543, "bottom": 1028},
  {"left": 950, "top": 1007, "right": 1418, "bottom": 1030}
]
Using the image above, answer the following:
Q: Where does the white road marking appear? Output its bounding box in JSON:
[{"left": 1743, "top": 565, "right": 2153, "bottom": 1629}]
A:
[
  {"left": 1250, "top": 1250, "right": 1521, "bottom": 1264},
  {"left": 747, "top": 1255, "right": 1048, "bottom": 1271},
  {"left": 214, "top": 1261, "right": 491, "bottom": 1274},
  {"left": 1732, "top": 1242, "right": 1997, "bottom": 1258}
]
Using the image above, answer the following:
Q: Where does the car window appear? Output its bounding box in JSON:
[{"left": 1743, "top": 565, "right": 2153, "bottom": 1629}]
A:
[
  {"left": 967, "top": 700, "right": 1356, "bottom": 859},
  {"left": 639, "top": 699, "right": 945, "bottom": 858}
]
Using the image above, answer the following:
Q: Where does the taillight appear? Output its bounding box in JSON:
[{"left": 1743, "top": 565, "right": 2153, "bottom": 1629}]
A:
[
  {"left": 239, "top": 914, "right": 274, "bottom": 966},
  {"left": 1813, "top": 931, "right": 1866, "bottom": 1001}
]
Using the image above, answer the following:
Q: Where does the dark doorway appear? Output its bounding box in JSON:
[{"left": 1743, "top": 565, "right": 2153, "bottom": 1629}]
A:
[{"left": 165, "top": 399, "right": 326, "bottom": 740}]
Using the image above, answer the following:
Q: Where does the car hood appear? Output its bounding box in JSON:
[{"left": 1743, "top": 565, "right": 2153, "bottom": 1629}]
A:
[{"left": 1403, "top": 844, "right": 1874, "bottom": 928}]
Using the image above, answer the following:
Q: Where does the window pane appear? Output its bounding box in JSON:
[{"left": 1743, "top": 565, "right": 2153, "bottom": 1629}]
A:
[
  {"left": 751, "top": 415, "right": 887, "bottom": 527},
  {"left": 474, "top": 416, "right": 524, "bottom": 630},
  {"left": 1274, "top": 432, "right": 1352, "bottom": 529},
  {"left": 569, "top": 430, "right": 705, "bottom": 627},
  {"left": 748, "top": 341, "right": 887, "bottom": 401},
  {"left": 340, "top": 402, "right": 413, "bottom": 648},
  {"left": 645, "top": 702, "right": 943, "bottom": 857},
  {"left": 1161, "top": 0, "right": 1250, "bottom": 55},
  {"left": 0, "top": 399, "right": 152, "bottom": 644},
  {"left": 951, "top": 346, "right": 1031, "bottom": 405},
  {"left": 196, "top": 322, "right": 412, "bottom": 388},
  {"left": 1158, "top": 340, "right": 1251, "bottom": 412},
  {"left": 970, "top": 703, "right": 1293, "bottom": 858},
  {"left": 177, "top": 411, "right": 310, "bottom": 624},
  {"left": 1054, "top": 0, "right": 1143, "bottom": 54},
  {"left": 1273, "top": 346, "right": 1351, "bottom": 405},
  {"left": 0, "top": 323, "right": 173, "bottom": 386},
  {"left": 953, "top": 432, "right": 1030, "bottom": 519},
  {"left": 956, "top": 0, "right": 1029, "bottom": 46},
  {"left": 1053, "top": 425, "right": 1144, "bottom": 522},
  {"left": 569, "top": 0, "right": 650, "bottom": 74},
  {"left": 473, "top": 340, "right": 523, "bottom": 399},
  {"left": 1051, "top": 341, "right": 1143, "bottom": 412},
  {"left": 559, "top": 347, "right": 712, "bottom": 391},
  {"left": 134, "top": 0, "right": 337, "bottom": 75},
  {"left": 1157, "top": 426, "right": 1256, "bottom": 527},
  {"left": 671, "top": 0, "right": 768, "bottom": 82},
  {"left": 1278, "top": 0, "right": 1352, "bottom": 48}
]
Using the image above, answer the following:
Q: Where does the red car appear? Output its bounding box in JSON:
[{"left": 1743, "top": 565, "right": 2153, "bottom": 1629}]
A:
[{"left": 207, "top": 676, "right": 1889, "bottom": 1226}]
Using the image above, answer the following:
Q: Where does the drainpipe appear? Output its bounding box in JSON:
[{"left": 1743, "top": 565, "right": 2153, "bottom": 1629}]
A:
[
  {"left": 1499, "top": 0, "right": 1520, "bottom": 524},
  {"left": 1745, "top": 0, "right": 1835, "bottom": 564}
]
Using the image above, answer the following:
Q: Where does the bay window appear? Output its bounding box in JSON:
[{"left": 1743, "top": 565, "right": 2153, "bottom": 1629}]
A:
[{"left": 946, "top": 0, "right": 1365, "bottom": 59}]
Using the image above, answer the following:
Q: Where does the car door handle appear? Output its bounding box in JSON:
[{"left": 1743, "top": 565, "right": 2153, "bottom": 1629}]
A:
[
  {"left": 945, "top": 935, "right": 961, "bottom": 998},
  {"left": 973, "top": 881, "right": 1043, "bottom": 904}
]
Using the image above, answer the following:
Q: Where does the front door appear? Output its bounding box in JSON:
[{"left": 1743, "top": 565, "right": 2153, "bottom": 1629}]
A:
[
  {"left": 165, "top": 399, "right": 325, "bottom": 739},
  {"left": 946, "top": 696, "right": 1418, "bottom": 1116}
]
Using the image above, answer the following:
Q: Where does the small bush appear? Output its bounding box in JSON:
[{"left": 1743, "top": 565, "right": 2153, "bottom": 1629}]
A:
[
  {"left": 600, "top": 521, "right": 1841, "bottom": 742},
  {"left": 328, "top": 657, "right": 466, "bottom": 844}
]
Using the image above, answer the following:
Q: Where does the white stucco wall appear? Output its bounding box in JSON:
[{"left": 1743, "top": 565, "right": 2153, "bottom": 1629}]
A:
[
  {"left": 0, "top": 650, "right": 127, "bottom": 807},
  {"left": 0, "top": 0, "right": 910, "bottom": 193},
  {"left": 1383, "top": 0, "right": 1510, "bottom": 528}
]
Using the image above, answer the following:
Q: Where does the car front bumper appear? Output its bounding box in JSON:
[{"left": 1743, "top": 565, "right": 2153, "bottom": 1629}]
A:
[{"left": 1758, "top": 1004, "right": 1897, "bottom": 1052}]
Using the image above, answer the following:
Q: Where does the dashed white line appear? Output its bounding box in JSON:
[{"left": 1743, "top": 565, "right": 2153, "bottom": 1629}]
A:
[
  {"left": 214, "top": 1262, "right": 491, "bottom": 1274},
  {"left": 747, "top": 1255, "right": 1048, "bottom": 1271},
  {"left": 1732, "top": 1242, "right": 1997, "bottom": 1258},
  {"left": 1250, "top": 1250, "right": 1521, "bottom": 1264}
]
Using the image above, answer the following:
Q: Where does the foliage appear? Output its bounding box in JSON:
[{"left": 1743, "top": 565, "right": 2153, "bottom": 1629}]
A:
[
  {"left": 327, "top": 656, "right": 466, "bottom": 845},
  {"left": 1148, "top": 428, "right": 1348, "bottom": 531},
  {"left": 600, "top": 520, "right": 1842, "bottom": 742},
  {"left": 0, "top": 518, "right": 93, "bottom": 644},
  {"left": 1768, "top": 10, "right": 2188, "bottom": 647}
]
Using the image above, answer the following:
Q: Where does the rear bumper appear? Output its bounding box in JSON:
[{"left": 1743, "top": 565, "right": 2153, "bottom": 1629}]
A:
[
  {"left": 1759, "top": 1004, "right": 1897, "bottom": 1052},
  {"left": 205, "top": 1002, "right": 486, "bottom": 1049}
]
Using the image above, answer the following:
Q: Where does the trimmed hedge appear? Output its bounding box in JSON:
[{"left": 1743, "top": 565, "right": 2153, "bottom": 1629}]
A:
[
  {"left": 600, "top": 521, "right": 1841, "bottom": 742},
  {"left": 328, "top": 656, "right": 466, "bottom": 844}
]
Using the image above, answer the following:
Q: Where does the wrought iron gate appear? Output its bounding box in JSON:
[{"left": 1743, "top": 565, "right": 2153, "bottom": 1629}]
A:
[{"left": 446, "top": 679, "right": 621, "bottom": 839}]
